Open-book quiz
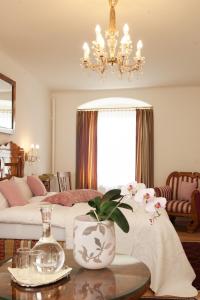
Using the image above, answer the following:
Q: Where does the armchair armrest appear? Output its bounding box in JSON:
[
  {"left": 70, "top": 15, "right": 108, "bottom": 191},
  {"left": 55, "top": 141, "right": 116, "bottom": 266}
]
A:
[
  {"left": 191, "top": 189, "right": 200, "bottom": 221},
  {"left": 154, "top": 186, "right": 172, "bottom": 201},
  {"left": 186, "top": 189, "right": 200, "bottom": 232}
]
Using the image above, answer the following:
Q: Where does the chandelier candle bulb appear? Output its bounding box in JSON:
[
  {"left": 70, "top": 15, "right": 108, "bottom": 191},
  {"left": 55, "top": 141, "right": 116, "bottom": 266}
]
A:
[
  {"left": 99, "top": 37, "right": 105, "bottom": 50},
  {"left": 136, "top": 40, "right": 143, "bottom": 58},
  {"left": 123, "top": 24, "right": 129, "bottom": 35},
  {"left": 95, "top": 24, "right": 101, "bottom": 35},
  {"left": 95, "top": 25, "right": 105, "bottom": 50},
  {"left": 83, "top": 43, "right": 90, "bottom": 60}
]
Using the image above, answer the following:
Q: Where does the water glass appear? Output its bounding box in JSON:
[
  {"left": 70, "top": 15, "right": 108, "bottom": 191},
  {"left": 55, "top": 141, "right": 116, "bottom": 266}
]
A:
[
  {"left": 29, "top": 249, "right": 46, "bottom": 273},
  {"left": 15, "top": 247, "right": 58, "bottom": 274},
  {"left": 16, "top": 247, "right": 30, "bottom": 269},
  {"left": 34, "top": 252, "right": 60, "bottom": 273}
]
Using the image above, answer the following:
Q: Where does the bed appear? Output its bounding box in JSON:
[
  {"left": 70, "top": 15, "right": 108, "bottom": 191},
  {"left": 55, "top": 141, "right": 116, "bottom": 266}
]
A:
[
  {"left": 0, "top": 141, "right": 66, "bottom": 257},
  {"left": 0, "top": 142, "right": 198, "bottom": 297}
]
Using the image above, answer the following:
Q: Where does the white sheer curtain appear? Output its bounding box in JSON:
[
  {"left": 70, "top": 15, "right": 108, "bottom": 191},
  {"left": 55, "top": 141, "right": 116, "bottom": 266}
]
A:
[{"left": 97, "top": 110, "right": 136, "bottom": 192}]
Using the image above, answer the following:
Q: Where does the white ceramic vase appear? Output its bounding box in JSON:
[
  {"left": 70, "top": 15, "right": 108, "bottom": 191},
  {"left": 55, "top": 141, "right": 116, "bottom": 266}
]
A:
[{"left": 73, "top": 215, "right": 116, "bottom": 269}]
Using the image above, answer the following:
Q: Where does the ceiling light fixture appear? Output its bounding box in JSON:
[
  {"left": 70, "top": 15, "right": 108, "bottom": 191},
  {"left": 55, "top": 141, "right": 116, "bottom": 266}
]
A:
[{"left": 81, "top": 0, "right": 145, "bottom": 77}]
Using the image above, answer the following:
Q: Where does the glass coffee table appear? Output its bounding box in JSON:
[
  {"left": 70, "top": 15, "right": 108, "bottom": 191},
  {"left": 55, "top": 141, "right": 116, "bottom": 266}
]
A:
[{"left": 0, "top": 250, "right": 150, "bottom": 300}]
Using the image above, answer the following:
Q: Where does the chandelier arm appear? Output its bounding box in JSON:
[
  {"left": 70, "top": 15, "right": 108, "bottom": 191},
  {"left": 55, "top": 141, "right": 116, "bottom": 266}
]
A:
[
  {"left": 81, "top": 58, "right": 108, "bottom": 73},
  {"left": 123, "top": 60, "right": 145, "bottom": 72}
]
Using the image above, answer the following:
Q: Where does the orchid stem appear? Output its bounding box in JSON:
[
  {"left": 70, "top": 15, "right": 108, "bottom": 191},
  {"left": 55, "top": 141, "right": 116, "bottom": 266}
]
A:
[{"left": 94, "top": 210, "right": 100, "bottom": 222}]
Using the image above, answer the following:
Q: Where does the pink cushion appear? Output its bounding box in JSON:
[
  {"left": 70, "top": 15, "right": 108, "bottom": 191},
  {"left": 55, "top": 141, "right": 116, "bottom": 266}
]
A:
[
  {"left": 12, "top": 177, "right": 33, "bottom": 200},
  {"left": 178, "top": 181, "right": 197, "bottom": 201},
  {"left": 43, "top": 189, "right": 102, "bottom": 206},
  {"left": 0, "top": 180, "right": 28, "bottom": 206},
  {"left": 27, "top": 176, "right": 47, "bottom": 196}
]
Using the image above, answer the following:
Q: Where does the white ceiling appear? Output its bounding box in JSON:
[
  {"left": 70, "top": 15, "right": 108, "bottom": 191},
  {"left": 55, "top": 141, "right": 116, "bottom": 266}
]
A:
[{"left": 0, "top": 0, "right": 200, "bottom": 91}]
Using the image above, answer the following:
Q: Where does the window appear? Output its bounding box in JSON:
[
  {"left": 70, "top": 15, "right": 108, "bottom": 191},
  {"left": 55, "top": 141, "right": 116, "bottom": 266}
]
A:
[
  {"left": 76, "top": 97, "right": 153, "bottom": 190},
  {"left": 97, "top": 110, "right": 136, "bottom": 192}
]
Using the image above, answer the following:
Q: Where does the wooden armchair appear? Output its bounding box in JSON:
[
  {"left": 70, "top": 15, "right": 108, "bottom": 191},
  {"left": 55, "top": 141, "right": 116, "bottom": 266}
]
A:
[{"left": 154, "top": 171, "right": 200, "bottom": 232}]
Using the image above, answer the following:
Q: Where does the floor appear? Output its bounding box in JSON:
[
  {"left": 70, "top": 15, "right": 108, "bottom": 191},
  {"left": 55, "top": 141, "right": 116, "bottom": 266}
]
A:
[{"left": 142, "top": 218, "right": 200, "bottom": 299}]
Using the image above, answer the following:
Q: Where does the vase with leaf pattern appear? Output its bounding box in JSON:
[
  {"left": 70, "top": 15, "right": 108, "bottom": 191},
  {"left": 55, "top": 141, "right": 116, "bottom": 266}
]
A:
[{"left": 73, "top": 215, "right": 115, "bottom": 269}]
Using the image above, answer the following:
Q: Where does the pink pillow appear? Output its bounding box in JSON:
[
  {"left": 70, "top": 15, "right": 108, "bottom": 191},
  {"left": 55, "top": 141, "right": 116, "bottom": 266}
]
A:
[
  {"left": 0, "top": 180, "right": 28, "bottom": 206},
  {"left": 178, "top": 181, "right": 197, "bottom": 201},
  {"left": 44, "top": 189, "right": 102, "bottom": 206},
  {"left": 27, "top": 176, "right": 47, "bottom": 196}
]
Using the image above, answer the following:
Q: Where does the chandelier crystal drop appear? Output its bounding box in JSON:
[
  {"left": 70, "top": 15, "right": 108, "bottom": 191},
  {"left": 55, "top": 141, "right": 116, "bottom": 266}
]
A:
[{"left": 81, "top": 0, "right": 145, "bottom": 76}]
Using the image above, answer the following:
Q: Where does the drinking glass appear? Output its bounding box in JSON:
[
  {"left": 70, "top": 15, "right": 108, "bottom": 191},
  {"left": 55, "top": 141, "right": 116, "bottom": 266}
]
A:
[
  {"left": 29, "top": 249, "right": 60, "bottom": 273},
  {"left": 29, "top": 249, "right": 46, "bottom": 273},
  {"left": 16, "top": 247, "right": 30, "bottom": 269}
]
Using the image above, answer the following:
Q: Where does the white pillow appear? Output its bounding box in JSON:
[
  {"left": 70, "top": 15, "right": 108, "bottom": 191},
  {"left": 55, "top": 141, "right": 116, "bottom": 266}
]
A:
[
  {"left": 0, "top": 192, "right": 9, "bottom": 209},
  {"left": 12, "top": 176, "right": 33, "bottom": 200}
]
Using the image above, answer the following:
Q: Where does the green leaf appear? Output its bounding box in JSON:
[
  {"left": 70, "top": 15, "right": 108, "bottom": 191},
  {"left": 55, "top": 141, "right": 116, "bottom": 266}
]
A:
[
  {"left": 118, "top": 203, "right": 133, "bottom": 211},
  {"left": 110, "top": 208, "right": 130, "bottom": 233},
  {"left": 102, "top": 189, "right": 121, "bottom": 201},
  {"left": 100, "top": 200, "right": 118, "bottom": 215},
  {"left": 88, "top": 197, "right": 101, "bottom": 213},
  {"left": 86, "top": 210, "right": 97, "bottom": 220}
]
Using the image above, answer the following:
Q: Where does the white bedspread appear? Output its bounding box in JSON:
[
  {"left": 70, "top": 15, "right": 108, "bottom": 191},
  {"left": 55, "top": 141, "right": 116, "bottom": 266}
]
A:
[{"left": 0, "top": 194, "right": 197, "bottom": 297}]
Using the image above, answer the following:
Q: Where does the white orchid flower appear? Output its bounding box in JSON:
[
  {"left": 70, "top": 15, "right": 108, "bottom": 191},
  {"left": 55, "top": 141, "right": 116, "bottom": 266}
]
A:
[
  {"left": 136, "top": 183, "right": 146, "bottom": 192},
  {"left": 145, "top": 197, "right": 166, "bottom": 213},
  {"left": 134, "top": 188, "right": 155, "bottom": 204},
  {"left": 133, "top": 188, "right": 167, "bottom": 224},
  {"left": 121, "top": 182, "right": 138, "bottom": 196}
]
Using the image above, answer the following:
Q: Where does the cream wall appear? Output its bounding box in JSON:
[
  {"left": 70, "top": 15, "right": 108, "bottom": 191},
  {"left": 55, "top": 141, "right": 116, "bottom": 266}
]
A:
[
  {"left": 0, "top": 50, "right": 51, "bottom": 174},
  {"left": 52, "top": 86, "right": 200, "bottom": 187}
]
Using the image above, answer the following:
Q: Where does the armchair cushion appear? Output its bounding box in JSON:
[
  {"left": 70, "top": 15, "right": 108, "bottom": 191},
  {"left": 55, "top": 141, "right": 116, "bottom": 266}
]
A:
[
  {"left": 178, "top": 181, "right": 197, "bottom": 201},
  {"left": 167, "top": 200, "right": 191, "bottom": 214}
]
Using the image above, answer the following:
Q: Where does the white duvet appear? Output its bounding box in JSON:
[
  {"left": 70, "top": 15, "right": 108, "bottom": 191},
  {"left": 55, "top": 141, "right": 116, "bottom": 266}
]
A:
[{"left": 0, "top": 194, "right": 197, "bottom": 297}]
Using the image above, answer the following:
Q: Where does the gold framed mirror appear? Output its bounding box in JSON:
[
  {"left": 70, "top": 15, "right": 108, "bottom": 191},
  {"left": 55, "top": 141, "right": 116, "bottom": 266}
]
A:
[{"left": 0, "top": 73, "right": 16, "bottom": 134}]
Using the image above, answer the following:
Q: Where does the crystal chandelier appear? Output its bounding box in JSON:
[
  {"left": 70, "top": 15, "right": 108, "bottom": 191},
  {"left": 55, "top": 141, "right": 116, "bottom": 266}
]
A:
[{"left": 81, "top": 0, "right": 145, "bottom": 76}]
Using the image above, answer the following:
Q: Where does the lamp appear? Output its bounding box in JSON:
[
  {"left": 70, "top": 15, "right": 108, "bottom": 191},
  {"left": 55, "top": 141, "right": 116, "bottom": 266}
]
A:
[
  {"left": 25, "top": 144, "right": 40, "bottom": 163},
  {"left": 81, "top": 0, "right": 145, "bottom": 76}
]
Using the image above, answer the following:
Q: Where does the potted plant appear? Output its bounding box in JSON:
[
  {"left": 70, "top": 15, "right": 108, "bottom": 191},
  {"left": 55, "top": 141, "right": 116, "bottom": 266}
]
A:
[{"left": 73, "top": 189, "right": 133, "bottom": 269}]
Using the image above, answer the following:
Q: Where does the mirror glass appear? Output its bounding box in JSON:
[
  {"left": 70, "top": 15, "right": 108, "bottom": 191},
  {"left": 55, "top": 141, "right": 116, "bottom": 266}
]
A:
[{"left": 0, "top": 73, "right": 16, "bottom": 134}]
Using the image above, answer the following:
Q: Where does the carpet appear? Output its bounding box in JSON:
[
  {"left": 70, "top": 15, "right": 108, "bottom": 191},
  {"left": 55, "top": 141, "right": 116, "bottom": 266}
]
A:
[{"left": 182, "top": 241, "right": 200, "bottom": 290}]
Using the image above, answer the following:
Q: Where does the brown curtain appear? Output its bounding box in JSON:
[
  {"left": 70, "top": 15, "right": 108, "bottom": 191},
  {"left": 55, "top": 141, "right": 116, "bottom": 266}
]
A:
[
  {"left": 135, "top": 108, "right": 154, "bottom": 187},
  {"left": 76, "top": 111, "right": 98, "bottom": 189}
]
